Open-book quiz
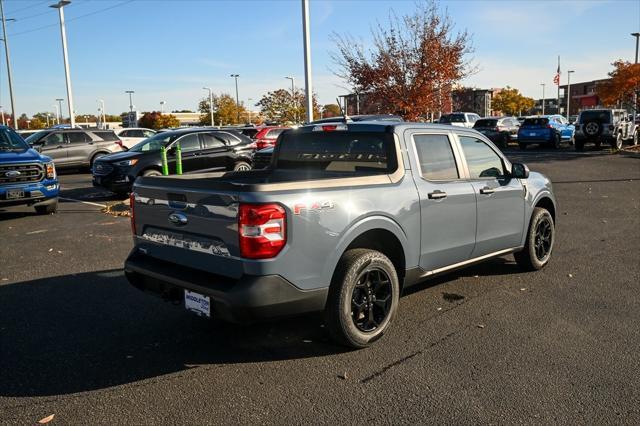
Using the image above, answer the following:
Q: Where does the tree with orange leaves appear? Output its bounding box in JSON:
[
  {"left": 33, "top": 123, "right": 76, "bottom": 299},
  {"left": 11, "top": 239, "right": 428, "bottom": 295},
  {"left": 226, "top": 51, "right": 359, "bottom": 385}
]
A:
[
  {"left": 597, "top": 61, "right": 640, "bottom": 109},
  {"left": 331, "top": 0, "right": 474, "bottom": 120}
]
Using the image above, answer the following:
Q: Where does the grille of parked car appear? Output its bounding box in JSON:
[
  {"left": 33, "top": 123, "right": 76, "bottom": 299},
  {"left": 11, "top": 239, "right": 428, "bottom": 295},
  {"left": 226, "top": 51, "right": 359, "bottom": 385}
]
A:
[
  {"left": 92, "top": 162, "right": 114, "bottom": 176},
  {"left": 0, "top": 163, "right": 44, "bottom": 185}
]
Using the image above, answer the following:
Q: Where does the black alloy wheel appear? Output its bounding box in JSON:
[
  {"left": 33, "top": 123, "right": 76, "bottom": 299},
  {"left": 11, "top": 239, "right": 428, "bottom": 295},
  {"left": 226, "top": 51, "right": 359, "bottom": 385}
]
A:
[
  {"left": 351, "top": 267, "right": 393, "bottom": 333},
  {"left": 534, "top": 217, "right": 553, "bottom": 262}
]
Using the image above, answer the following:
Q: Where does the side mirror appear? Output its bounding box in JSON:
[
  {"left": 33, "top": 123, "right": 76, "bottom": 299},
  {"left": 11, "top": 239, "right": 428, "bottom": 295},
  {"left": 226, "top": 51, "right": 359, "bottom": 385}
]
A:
[{"left": 511, "top": 162, "right": 529, "bottom": 179}]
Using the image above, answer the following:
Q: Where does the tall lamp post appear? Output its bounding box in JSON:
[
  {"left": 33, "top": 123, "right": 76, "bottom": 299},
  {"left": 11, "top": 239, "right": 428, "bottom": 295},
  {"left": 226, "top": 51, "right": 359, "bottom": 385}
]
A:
[
  {"left": 285, "top": 76, "right": 295, "bottom": 123},
  {"left": 301, "top": 0, "right": 313, "bottom": 122},
  {"left": 0, "top": 3, "right": 16, "bottom": 129},
  {"left": 540, "top": 83, "right": 546, "bottom": 115},
  {"left": 98, "top": 99, "right": 105, "bottom": 128},
  {"left": 230, "top": 74, "right": 240, "bottom": 123},
  {"left": 55, "top": 98, "right": 64, "bottom": 123},
  {"left": 125, "top": 90, "right": 134, "bottom": 126},
  {"left": 160, "top": 100, "right": 165, "bottom": 114},
  {"left": 202, "top": 87, "right": 214, "bottom": 126},
  {"left": 632, "top": 33, "right": 639, "bottom": 122},
  {"left": 50, "top": 1, "right": 75, "bottom": 128},
  {"left": 0, "top": 106, "right": 5, "bottom": 126},
  {"left": 566, "top": 70, "right": 575, "bottom": 120}
]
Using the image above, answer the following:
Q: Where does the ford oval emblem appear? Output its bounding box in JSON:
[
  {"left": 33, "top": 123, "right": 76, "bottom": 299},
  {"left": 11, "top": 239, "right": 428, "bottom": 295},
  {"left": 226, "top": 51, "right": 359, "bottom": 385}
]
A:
[
  {"left": 5, "top": 170, "right": 21, "bottom": 178},
  {"left": 168, "top": 212, "right": 188, "bottom": 225}
]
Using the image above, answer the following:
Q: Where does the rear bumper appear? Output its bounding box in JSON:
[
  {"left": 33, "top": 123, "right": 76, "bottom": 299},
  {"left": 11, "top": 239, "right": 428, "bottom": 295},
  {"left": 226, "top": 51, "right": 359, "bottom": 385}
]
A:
[{"left": 124, "top": 250, "right": 328, "bottom": 323}]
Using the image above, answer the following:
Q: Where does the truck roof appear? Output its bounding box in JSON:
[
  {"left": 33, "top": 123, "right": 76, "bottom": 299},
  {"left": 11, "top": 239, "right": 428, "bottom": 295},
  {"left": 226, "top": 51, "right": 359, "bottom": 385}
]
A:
[{"left": 297, "top": 121, "right": 472, "bottom": 133}]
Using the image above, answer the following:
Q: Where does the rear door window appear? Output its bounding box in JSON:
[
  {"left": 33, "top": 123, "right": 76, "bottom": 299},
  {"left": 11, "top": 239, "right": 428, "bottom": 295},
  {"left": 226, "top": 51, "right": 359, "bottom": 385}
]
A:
[
  {"left": 174, "top": 133, "right": 201, "bottom": 152},
  {"left": 459, "top": 136, "right": 506, "bottom": 179},
  {"left": 200, "top": 133, "right": 226, "bottom": 149},
  {"left": 67, "top": 132, "right": 90, "bottom": 144},
  {"left": 413, "top": 134, "right": 459, "bottom": 180}
]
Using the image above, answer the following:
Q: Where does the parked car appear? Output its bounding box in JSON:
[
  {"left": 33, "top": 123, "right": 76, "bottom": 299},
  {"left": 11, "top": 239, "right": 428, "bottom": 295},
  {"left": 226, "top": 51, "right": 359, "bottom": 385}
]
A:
[
  {"left": 92, "top": 128, "right": 256, "bottom": 195},
  {"left": 16, "top": 130, "right": 39, "bottom": 139},
  {"left": 254, "top": 126, "right": 290, "bottom": 150},
  {"left": 125, "top": 122, "right": 556, "bottom": 348},
  {"left": 517, "top": 115, "right": 575, "bottom": 149},
  {"left": 220, "top": 125, "right": 260, "bottom": 139},
  {"left": 569, "top": 115, "right": 578, "bottom": 124},
  {"left": 115, "top": 128, "right": 156, "bottom": 149},
  {"left": 24, "top": 129, "right": 121, "bottom": 169},
  {"left": 0, "top": 125, "right": 59, "bottom": 214},
  {"left": 439, "top": 112, "right": 481, "bottom": 128},
  {"left": 573, "top": 109, "right": 638, "bottom": 150},
  {"left": 473, "top": 117, "right": 520, "bottom": 148}
]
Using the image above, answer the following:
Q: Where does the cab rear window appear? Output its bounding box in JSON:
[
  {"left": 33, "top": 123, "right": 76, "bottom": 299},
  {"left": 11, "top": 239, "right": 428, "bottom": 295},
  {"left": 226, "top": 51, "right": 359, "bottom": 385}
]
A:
[{"left": 275, "top": 131, "right": 396, "bottom": 174}]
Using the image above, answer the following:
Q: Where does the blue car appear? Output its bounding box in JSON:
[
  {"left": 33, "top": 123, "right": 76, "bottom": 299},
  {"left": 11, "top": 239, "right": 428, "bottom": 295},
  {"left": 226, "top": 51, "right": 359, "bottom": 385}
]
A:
[
  {"left": 0, "top": 126, "right": 59, "bottom": 214},
  {"left": 517, "top": 115, "right": 575, "bottom": 149}
]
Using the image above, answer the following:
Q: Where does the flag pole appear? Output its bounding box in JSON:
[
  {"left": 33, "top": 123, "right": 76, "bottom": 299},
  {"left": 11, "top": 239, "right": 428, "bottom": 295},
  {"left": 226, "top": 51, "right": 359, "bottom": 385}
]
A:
[{"left": 557, "top": 55, "right": 561, "bottom": 115}]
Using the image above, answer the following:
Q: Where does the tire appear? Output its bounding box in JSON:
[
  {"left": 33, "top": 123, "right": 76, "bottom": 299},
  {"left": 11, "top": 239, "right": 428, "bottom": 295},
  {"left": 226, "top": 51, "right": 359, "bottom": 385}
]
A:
[
  {"left": 634, "top": 130, "right": 639, "bottom": 146},
  {"left": 142, "top": 169, "right": 161, "bottom": 177},
  {"left": 549, "top": 133, "right": 560, "bottom": 149},
  {"left": 233, "top": 161, "right": 252, "bottom": 172},
  {"left": 575, "top": 140, "right": 584, "bottom": 151},
  {"left": 518, "top": 142, "right": 527, "bottom": 151},
  {"left": 325, "top": 249, "right": 400, "bottom": 348},
  {"left": 584, "top": 120, "right": 602, "bottom": 138},
  {"left": 514, "top": 207, "right": 555, "bottom": 271},
  {"left": 90, "top": 152, "right": 107, "bottom": 168},
  {"left": 34, "top": 200, "right": 58, "bottom": 215},
  {"left": 500, "top": 133, "right": 509, "bottom": 149},
  {"left": 612, "top": 132, "right": 623, "bottom": 150}
]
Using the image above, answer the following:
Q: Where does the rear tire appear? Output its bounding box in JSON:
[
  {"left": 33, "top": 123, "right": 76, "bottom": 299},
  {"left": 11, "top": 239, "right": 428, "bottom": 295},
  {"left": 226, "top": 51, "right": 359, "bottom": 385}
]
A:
[
  {"left": 233, "top": 161, "right": 252, "bottom": 172},
  {"left": 549, "top": 133, "right": 560, "bottom": 149},
  {"left": 142, "top": 169, "right": 161, "bottom": 177},
  {"left": 325, "top": 249, "right": 399, "bottom": 348},
  {"left": 514, "top": 207, "right": 554, "bottom": 271},
  {"left": 35, "top": 200, "right": 58, "bottom": 215}
]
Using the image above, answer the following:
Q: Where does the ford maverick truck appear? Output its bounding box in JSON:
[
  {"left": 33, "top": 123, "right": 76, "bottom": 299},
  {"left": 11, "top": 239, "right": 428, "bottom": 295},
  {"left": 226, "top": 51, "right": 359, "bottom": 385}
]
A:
[{"left": 125, "top": 122, "right": 556, "bottom": 348}]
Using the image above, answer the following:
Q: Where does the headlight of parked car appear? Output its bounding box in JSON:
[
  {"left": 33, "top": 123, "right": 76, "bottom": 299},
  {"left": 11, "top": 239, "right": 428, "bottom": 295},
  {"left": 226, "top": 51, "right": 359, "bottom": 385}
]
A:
[
  {"left": 45, "top": 162, "right": 56, "bottom": 179},
  {"left": 114, "top": 159, "right": 138, "bottom": 167}
]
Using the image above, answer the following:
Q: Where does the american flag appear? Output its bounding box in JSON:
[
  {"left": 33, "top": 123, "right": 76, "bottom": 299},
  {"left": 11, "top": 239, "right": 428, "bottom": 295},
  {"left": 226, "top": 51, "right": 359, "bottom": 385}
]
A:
[{"left": 554, "top": 61, "right": 561, "bottom": 86}]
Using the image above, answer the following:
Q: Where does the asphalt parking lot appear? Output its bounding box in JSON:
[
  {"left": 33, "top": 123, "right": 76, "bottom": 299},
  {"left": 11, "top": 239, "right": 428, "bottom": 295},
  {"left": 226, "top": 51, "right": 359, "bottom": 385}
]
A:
[{"left": 1, "top": 148, "right": 639, "bottom": 424}]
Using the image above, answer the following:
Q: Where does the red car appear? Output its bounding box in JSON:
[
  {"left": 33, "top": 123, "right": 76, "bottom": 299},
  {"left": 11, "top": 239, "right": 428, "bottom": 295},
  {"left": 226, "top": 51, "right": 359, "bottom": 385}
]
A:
[{"left": 254, "top": 126, "right": 288, "bottom": 150}]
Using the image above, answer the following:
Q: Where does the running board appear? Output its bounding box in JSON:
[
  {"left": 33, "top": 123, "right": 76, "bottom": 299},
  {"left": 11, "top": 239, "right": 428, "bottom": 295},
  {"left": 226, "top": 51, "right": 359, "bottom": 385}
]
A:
[{"left": 403, "top": 247, "right": 523, "bottom": 288}]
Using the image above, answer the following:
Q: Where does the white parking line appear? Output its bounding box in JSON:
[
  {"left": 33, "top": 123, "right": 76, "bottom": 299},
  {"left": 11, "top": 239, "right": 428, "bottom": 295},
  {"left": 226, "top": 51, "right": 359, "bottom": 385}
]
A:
[{"left": 59, "top": 197, "right": 106, "bottom": 208}]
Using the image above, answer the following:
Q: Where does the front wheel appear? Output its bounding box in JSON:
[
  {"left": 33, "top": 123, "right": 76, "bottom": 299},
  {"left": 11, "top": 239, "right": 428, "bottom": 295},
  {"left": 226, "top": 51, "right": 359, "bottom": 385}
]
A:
[
  {"left": 233, "top": 161, "right": 252, "bottom": 172},
  {"left": 549, "top": 133, "right": 560, "bottom": 149},
  {"left": 514, "top": 207, "right": 555, "bottom": 271},
  {"left": 633, "top": 130, "right": 638, "bottom": 146},
  {"left": 613, "top": 133, "right": 623, "bottom": 150},
  {"left": 325, "top": 249, "right": 400, "bottom": 348}
]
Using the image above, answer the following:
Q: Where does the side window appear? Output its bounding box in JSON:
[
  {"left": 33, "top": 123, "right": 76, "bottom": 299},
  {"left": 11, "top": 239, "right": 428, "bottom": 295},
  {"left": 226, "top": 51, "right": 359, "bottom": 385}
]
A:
[
  {"left": 143, "top": 130, "right": 155, "bottom": 138},
  {"left": 459, "top": 136, "right": 505, "bottom": 179},
  {"left": 130, "top": 130, "right": 145, "bottom": 138},
  {"left": 67, "top": 132, "right": 90, "bottom": 144},
  {"left": 43, "top": 133, "right": 64, "bottom": 146},
  {"left": 119, "top": 130, "right": 130, "bottom": 137},
  {"left": 200, "top": 133, "right": 226, "bottom": 149},
  {"left": 174, "top": 134, "right": 201, "bottom": 152},
  {"left": 413, "top": 134, "right": 459, "bottom": 180}
]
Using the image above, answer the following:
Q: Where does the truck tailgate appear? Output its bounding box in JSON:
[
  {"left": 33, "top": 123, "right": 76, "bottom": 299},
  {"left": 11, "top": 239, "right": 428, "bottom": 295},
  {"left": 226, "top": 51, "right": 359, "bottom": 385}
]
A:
[{"left": 132, "top": 178, "right": 243, "bottom": 279}]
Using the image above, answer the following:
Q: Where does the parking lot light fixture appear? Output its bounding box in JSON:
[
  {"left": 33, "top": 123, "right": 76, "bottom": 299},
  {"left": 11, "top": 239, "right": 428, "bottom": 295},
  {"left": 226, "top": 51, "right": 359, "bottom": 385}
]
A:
[
  {"left": 540, "top": 83, "right": 546, "bottom": 115},
  {"left": 285, "top": 76, "right": 296, "bottom": 123},
  {"left": 51, "top": 0, "right": 75, "bottom": 128},
  {"left": 98, "top": 99, "right": 105, "bottom": 128},
  {"left": 230, "top": 74, "right": 240, "bottom": 123},
  {"left": 631, "top": 33, "right": 639, "bottom": 120},
  {"left": 56, "top": 99, "right": 64, "bottom": 122},
  {"left": 202, "top": 87, "right": 214, "bottom": 126},
  {"left": 0, "top": 3, "right": 16, "bottom": 129},
  {"left": 160, "top": 100, "right": 165, "bottom": 114}
]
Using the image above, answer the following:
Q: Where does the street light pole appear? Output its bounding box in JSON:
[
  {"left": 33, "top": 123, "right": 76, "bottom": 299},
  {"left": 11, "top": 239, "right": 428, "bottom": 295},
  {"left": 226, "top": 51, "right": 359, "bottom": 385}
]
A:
[
  {"left": 56, "top": 98, "right": 63, "bottom": 123},
  {"left": 285, "top": 76, "right": 295, "bottom": 123},
  {"left": 50, "top": 1, "right": 75, "bottom": 128},
  {"left": 98, "top": 99, "right": 105, "bottom": 128},
  {"left": 203, "top": 87, "right": 214, "bottom": 126},
  {"left": 632, "top": 33, "right": 639, "bottom": 122},
  {"left": 541, "top": 83, "right": 546, "bottom": 115},
  {"left": 230, "top": 74, "right": 240, "bottom": 123},
  {"left": 0, "top": 2, "right": 16, "bottom": 129},
  {"left": 160, "top": 100, "right": 165, "bottom": 114},
  {"left": 0, "top": 106, "right": 5, "bottom": 126},
  {"left": 567, "top": 70, "right": 575, "bottom": 119},
  {"left": 53, "top": 104, "right": 60, "bottom": 124},
  {"left": 302, "top": 0, "right": 313, "bottom": 123},
  {"left": 125, "top": 90, "right": 134, "bottom": 127}
]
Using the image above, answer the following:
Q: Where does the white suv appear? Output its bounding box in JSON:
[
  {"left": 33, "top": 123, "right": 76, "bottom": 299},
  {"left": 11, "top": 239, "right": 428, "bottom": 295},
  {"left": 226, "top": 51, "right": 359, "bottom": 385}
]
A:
[
  {"left": 115, "top": 128, "right": 156, "bottom": 149},
  {"left": 439, "top": 112, "right": 481, "bottom": 128}
]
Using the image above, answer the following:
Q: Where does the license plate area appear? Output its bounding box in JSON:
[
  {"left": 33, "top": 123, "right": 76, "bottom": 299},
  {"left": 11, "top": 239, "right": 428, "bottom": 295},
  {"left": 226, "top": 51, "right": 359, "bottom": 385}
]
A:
[
  {"left": 6, "top": 190, "right": 25, "bottom": 200},
  {"left": 184, "top": 290, "right": 210, "bottom": 318}
]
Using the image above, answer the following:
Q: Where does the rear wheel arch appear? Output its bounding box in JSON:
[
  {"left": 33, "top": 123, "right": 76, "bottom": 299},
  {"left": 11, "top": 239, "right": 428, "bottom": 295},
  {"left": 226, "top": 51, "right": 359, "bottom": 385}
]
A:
[
  {"left": 90, "top": 151, "right": 109, "bottom": 166},
  {"left": 139, "top": 167, "right": 162, "bottom": 177}
]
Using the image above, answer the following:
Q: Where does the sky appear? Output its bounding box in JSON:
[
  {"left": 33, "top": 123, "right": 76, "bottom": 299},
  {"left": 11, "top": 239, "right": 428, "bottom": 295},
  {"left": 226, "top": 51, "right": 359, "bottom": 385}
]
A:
[{"left": 1, "top": 0, "right": 639, "bottom": 117}]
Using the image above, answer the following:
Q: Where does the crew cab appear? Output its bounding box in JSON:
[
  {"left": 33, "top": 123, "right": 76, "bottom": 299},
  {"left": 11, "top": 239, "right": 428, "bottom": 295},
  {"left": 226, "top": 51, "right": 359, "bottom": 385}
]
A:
[
  {"left": 0, "top": 126, "right": 59, "bottom": 214},
  {"left": 125, "top": 122, "right": 557, "bottom": 348}
]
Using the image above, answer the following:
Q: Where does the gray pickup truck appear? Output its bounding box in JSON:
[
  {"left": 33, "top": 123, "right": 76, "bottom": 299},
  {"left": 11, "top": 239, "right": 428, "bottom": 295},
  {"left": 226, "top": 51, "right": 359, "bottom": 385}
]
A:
[{"left": 125, "top": 122, "right": 556, "bottom": 348}]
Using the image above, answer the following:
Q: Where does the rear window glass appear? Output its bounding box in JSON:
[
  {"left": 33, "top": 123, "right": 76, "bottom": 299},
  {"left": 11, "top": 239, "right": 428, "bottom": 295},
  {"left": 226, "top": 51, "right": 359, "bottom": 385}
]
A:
[
  {"left": 440, "top": 114, "right": 466, "bottom": 123},
  {"left": 523, "top": 118, "right": 549, "bottom": 126},
  {"left": 474, "top": 119, "right": 498, "bottom": 128},
  {"left": 275, "top": 130, "right": 396, "bottom": 175},
  {"left": 579, "top": 110, "right": 611, "bottom": 122}
]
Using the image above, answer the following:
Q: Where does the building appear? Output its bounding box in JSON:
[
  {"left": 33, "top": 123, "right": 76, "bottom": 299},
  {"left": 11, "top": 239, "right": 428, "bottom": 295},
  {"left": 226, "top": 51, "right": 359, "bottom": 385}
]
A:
[
  {"left": 451, "top": 87, "right": 503, "bottom": 117},
  {"left": 559, "top": 78, "right": 610, "bottom": 116},
  {"left": 341, "top": 87, "right": 454, "bottom": 120}
]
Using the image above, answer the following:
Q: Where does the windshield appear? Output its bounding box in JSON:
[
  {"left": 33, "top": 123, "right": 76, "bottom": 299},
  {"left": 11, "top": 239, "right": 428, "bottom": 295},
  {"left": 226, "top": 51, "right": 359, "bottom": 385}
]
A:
[
  {"left": 274, "top": 130, "right": 397, "bottom": 175},
  {"left": 25, "top": 130, "right": 50, "bottom": 145},
  {"left": 129, "top": 132, "right": 174, "bottom": 152},
  {"left": 579, "top": 110, "right": 611, "bottom": 123},
  {"left": 474, "top": 119, "right": 498, "bottom": 128},
  {"left": 440, "top": 114, "right": 466, "bottom": 123},
  {"left": 0, "top": 128, "right": 30, "bottom": 151}
]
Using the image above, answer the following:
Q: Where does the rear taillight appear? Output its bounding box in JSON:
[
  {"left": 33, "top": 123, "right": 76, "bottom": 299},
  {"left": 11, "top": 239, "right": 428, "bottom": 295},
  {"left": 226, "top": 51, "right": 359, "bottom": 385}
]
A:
[
  {"left": 116, "top": 140, "right": 123, "bottom": 147},
  {"left": 546, "top": 124, "right": 553, "bottom": 129},
  {"left": 239, "top": 203, "right": 286, "bottom": 259},
  {"left": 130, "top": 193, "right": 136, "bottom": 235}
]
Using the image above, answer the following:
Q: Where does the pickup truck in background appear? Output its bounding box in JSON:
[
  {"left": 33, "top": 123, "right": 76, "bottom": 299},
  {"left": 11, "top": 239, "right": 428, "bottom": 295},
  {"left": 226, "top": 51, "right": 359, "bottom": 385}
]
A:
[
  {"left": 125, "top": 122, "right": 557, "bottom": 348},
  {"left": 0, "top": 126, "right": 59, "bottom": 214}
]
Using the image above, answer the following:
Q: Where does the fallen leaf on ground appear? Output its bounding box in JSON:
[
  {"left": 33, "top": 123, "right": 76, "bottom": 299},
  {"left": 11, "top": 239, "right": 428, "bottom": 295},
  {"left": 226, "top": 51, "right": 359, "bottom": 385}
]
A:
[
  {"left": 568, "top": 274, "right": 573, "bottom": 278},
  {"left": 436, "top": 307, "right": 442, "bottom": 311},
  {"left": 48, "top": 248, "right": 53, "bottom": 252},
  {"left": 338, "top": 372, "right": 348, "bottom": 380},
  {"left": 38, "top": 414, "right": 55, "bottom": 424},
  {"left": 520, "top": 288, "right": 527, "bottom": 291},
  {"left": 302, "top": 339, "right": 312, "bottom": 343},
  {"left": 477, "top": 324, "right": 485, "bottom": 329}
]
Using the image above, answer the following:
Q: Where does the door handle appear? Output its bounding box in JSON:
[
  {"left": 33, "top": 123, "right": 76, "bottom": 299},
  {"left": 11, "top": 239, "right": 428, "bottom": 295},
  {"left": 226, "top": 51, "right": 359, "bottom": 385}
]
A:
[
  {"left": 428, "top": 190, "right": 447, "bottom": 200},
  {"left": 480, "top": 187, "right": 495, "bottom": 195}
]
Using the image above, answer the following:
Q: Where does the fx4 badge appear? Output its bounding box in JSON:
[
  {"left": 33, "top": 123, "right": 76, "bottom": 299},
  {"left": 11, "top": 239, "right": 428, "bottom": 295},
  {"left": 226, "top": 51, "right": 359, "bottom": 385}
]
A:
[{"left": 293, "top": 200, "right": 334, "bottom": 215}]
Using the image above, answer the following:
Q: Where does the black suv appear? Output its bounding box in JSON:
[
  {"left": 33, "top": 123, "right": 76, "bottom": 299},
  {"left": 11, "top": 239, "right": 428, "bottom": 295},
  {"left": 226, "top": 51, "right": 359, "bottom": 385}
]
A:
[
  {"left": 92, "top": 128, "right": 255, "bottom": 194},
  {"left": 473, "top": 117, "right": 520, "bottom": 148}
]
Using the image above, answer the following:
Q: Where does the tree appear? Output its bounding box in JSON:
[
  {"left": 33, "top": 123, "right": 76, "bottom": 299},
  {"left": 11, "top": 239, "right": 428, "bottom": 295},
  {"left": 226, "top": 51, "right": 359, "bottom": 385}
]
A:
[
  {"left": 491, "top": 86, "right": 535, "bottom": 116},
  {"left": 17, "top": 113, "right": 29, "bottom": 130},
  {"left": 597, "top": 60, "right": 640, "bottom": 109},
  {"left": 198, "top": 93, "right": 247, "bottom": 125},
  {"left": 322, "top": 103, "right": 342, "bottom": 118},
  {"left": 256, "top": 88, "right": 320, "bottom": 123},
  {"left": 332, "top": 0, "right": 474, "bottom": 120},
  {"left": 139, "top": 111, "right": 180, "bottom": 130}
]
